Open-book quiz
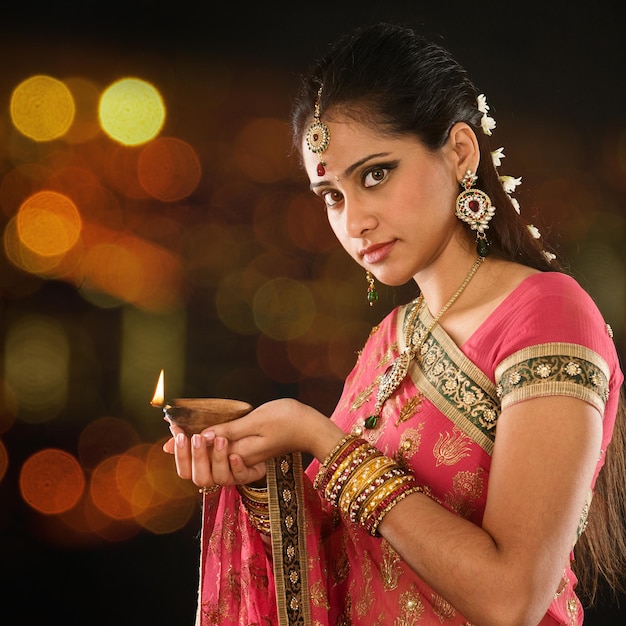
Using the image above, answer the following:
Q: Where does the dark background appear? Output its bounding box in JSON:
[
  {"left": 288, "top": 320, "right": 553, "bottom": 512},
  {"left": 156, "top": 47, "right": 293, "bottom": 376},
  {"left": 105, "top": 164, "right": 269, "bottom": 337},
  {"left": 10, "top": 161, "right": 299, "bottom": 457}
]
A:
[{"left": 0, "top": 1, "right": 624, "bottom": 623}]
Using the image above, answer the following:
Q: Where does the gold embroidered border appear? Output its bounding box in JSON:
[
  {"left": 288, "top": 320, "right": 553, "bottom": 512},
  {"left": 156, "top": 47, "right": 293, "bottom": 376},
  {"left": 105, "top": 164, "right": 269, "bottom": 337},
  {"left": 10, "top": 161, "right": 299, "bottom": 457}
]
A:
[
  {"left": 267, "top": 453, "right": 312, "bottom": 626},
  {"left": 494, "top": 342, "right": 609, "bottom": 414},
  {"left": 400, "top": 304, "right": 500, "bottom": 455}
]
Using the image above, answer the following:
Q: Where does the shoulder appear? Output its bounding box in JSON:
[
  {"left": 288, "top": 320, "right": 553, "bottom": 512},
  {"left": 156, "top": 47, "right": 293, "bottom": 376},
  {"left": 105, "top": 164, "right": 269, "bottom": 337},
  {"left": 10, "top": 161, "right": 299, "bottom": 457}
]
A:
[
  {"left": 474, "top": 270, "right": 619, "bottom": 371},
  {"left": 496, "top": 271, "right": 603, "bottom": 324}
]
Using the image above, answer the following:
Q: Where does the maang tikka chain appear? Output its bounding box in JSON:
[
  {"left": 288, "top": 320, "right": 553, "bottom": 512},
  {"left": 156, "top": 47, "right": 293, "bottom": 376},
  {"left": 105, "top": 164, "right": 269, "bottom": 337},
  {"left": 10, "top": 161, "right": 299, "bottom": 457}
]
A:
[{"left": 305, "top": 85, "right": 331, "bottom": 176}]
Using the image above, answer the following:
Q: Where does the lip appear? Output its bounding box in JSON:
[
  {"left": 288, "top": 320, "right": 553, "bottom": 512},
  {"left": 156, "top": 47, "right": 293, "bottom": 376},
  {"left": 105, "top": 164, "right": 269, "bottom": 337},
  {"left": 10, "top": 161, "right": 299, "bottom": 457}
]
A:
[{"left": 360, "top": 240, "right": 396, "bottom": 264}]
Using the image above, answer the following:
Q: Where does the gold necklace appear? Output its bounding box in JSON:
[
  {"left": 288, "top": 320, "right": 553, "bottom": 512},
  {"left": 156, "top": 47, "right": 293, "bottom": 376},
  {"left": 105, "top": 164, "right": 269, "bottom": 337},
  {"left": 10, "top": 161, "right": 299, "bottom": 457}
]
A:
[{"left": 363, "top": 255, "right": 484, "bottom": 429}]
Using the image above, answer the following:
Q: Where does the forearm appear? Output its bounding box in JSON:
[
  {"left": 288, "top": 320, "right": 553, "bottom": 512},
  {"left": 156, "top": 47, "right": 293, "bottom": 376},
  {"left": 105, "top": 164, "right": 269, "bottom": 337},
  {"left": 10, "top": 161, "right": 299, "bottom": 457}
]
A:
[{"left": 378, "top": 494, "right": 563, "bottom": 626}]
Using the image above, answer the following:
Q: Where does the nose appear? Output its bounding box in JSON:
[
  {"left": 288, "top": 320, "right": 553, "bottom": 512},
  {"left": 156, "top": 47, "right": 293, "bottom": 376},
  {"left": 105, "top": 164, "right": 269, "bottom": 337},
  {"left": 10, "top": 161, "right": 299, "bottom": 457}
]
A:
[{"left": 342, "top": 197, "right": 378, "bottom": 238}]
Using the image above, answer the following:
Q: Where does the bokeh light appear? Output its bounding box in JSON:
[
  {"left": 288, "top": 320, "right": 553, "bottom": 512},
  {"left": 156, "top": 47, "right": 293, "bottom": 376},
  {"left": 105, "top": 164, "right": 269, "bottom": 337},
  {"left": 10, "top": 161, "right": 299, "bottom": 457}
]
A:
[
  {"left": 253, "top": 277, "right": 316, "bottom": 340},
  {"left": 10, "top": 75, "right": 76, "bottom": 141},
  {"left": 77, "top": 416, "right": 142, "bottom": 471},
  {"left": 17, "top": 190, "right": 82, "bottom": 256},
  {"left": 138, "top": 136, "right": 202, "bottom": 201},
  {"left": 233, "top": 117, "right": 291, "bottom": 183},
  {"left": 90, "top": 454, "right": 143, "bottom": 520},
  {"left": 4, "top": 315, "right": 69, "bottom": 422},
  {"left": 20, "top": 449, "right": 85, "bottom": 514},
  {"left": 99, "top": 78, "right": 166, "bottom": 146}
]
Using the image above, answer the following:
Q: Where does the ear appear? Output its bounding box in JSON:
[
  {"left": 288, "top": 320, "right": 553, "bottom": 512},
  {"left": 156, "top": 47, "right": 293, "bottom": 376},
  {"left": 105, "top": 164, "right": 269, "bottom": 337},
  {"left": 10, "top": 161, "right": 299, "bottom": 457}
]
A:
[{"left": 446, "top": 122, "right": 480, "bottom": 181}]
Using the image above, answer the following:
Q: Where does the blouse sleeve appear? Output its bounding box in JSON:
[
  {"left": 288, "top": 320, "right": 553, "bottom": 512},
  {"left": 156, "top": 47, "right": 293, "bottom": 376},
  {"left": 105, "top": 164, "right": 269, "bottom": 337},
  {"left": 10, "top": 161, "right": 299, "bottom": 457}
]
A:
[{"left": 485, "top": 273, "right": 621, "bottom": 419}]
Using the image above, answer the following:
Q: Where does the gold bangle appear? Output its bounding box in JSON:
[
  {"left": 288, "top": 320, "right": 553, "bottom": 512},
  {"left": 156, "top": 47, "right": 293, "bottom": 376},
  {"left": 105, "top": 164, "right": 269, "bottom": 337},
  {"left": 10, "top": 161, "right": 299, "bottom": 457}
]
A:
[
  {"left": 313, "top": 433, "right": 361, "bottom": 490},
  {"left": 323, "top": 443, "right": 379, "bottom": 506},
  {"left": 238, "top": 483, "right": 269, "bottom": 503}
]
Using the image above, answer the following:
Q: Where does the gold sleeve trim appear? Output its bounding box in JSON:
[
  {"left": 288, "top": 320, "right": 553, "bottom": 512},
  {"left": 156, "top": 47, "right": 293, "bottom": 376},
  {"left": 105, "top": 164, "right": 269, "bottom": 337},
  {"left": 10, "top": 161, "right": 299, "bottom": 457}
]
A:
[{"left": 494, "top": 342, "right": 609, "bottom": 415}]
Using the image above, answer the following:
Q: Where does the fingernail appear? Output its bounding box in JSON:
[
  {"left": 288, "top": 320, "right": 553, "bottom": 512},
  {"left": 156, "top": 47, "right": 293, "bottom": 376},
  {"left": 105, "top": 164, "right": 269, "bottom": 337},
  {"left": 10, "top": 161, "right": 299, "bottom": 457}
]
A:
[
  {"left": 203, "top": 431, "right": 216, "bottom": 443},
  {"left": 176, "top": 433, "right": 186, "bottom": 448},
  {"left": 215, "top": 437, "right": 225, "bottom": 451}
]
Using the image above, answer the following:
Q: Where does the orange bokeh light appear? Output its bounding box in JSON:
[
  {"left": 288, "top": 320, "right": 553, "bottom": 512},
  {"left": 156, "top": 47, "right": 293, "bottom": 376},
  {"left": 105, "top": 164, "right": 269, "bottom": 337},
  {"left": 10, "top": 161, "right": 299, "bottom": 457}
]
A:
[
  {"left": 90, "top": 454, "right": 142, "bottom": 520},
  {"left": 19, "top": 449, "right": 85, "bottom": 514},
  {"left": 17, "top": 190, "right": 82, "bottom": 256},
  {"left": 138, "top": 136, "right": 202, "bottom": 202}
]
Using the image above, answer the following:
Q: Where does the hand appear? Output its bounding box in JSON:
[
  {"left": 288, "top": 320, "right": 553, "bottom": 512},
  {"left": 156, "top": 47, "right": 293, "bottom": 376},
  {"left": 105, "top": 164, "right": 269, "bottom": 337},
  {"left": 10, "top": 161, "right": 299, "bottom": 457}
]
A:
[
  {"left": 162, "top": 421, "right": 266, "bottom": 489},
  {"left": 204, "top": 398, "right": 344, "bottom": 476}
]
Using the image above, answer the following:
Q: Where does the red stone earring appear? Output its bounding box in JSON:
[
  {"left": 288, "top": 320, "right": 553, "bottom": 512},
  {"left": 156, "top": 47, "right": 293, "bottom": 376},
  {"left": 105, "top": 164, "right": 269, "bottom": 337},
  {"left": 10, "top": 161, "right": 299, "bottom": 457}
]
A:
[{"left": 455, "top": 169, "right": 495, "bottom": 257}]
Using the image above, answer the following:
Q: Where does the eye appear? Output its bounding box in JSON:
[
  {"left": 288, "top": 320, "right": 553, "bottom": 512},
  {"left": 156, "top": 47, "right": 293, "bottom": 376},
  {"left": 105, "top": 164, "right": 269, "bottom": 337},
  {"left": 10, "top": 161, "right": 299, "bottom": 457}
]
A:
[
  {"left": 321, "top": 189, "right": 343, "bottom": 209},
  {"left": 363, "top": 165, "right": 393, "bottom": 188}
]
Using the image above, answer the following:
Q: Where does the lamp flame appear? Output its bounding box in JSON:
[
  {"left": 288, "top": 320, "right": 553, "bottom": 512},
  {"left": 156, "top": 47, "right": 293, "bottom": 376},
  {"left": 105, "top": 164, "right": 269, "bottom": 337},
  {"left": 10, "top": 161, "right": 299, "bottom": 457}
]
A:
[{"left": 150, "top": 369, "right": 165, "bottom": 407}]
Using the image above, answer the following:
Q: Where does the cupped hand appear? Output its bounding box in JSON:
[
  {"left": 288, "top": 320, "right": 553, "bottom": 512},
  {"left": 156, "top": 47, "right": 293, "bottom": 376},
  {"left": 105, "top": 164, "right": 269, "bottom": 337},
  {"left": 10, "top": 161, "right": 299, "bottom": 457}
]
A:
[
  {"left": 203, "top": 398, "right": 344, "bottom": 471},
  {"left": 162, "top": 421, "right": 265, "bottom": 489},
  {"left": 163, "top": 398, "right": 344, "bottom": 488}
]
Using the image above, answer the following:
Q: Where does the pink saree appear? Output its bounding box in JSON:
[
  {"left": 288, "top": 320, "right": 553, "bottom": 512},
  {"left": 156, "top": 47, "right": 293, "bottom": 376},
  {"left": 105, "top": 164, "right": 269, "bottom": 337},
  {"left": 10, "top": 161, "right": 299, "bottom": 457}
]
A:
[{"left": 196, "top": 272, "right": 623, "bottom": 625}]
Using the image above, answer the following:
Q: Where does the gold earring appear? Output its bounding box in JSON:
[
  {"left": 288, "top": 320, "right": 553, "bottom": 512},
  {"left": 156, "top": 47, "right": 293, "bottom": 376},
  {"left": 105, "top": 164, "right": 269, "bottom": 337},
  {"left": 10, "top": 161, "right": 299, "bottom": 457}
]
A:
[
  {"left": 455, "top": 169, "right": 495, "bottom": 257},
  {"left": 366, "top": 271, "right": 378, "bottom": 306}
]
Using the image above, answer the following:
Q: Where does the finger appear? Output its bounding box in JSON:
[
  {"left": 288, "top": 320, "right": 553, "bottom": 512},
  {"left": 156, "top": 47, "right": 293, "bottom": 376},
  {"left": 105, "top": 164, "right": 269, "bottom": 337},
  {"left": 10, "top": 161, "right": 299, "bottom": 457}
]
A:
[
  {"left": 173, "top": 432, "right": 193, "bottom": 480},
  {"left": 211, "top": 436, "right": 235, "bottom": 486},
  {"left": 162, "top": 436, "right": 175, "bottom": 454},
  {"left": 190, "top": 434, "right": 216, "bottom": 488},
  {"left": 229, "top": 454, "right": 266, "bottom": 484}
]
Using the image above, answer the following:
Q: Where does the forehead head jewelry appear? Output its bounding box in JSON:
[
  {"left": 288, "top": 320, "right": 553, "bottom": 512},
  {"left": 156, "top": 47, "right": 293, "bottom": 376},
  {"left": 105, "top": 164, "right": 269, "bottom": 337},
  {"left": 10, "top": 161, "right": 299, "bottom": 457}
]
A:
[{"left": 305, "top": 85, "right": 331, "bottom": 177}]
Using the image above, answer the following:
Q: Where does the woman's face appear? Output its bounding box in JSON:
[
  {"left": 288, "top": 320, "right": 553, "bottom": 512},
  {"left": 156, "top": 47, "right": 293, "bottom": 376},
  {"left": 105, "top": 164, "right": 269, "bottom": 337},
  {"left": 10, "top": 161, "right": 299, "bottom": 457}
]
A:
[{"left": 302, "top": 115, "right": 467, "bottom": 286}]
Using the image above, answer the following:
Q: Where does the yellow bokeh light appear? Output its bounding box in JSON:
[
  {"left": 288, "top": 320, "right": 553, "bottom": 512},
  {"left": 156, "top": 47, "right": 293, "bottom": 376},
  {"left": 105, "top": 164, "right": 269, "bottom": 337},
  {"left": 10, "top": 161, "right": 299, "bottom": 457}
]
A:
[
  {"left": 99, "top": 78, "right": 166, "bottom": 146},
  {"left": 10, "top": 75, "right": 75, "bottom": 141},
  {"left": 253, "top": 277, "right": 316, "bottom": 340},
  {"left": 17, "top": 190, "right": 82, "bottom": 257}
]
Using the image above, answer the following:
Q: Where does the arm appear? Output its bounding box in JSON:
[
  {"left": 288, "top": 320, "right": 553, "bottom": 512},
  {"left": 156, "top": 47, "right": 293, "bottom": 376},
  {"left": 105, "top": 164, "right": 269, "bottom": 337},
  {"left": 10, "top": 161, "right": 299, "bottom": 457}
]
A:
[{"left": 379, "top": 395, "right": 601, "bottom": 626}]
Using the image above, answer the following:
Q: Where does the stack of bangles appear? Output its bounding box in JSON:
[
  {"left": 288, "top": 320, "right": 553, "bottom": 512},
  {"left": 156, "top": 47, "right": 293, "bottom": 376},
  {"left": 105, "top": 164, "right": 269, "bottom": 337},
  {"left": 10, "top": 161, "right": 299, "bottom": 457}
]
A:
[
  {"left": 237, "top": 483, "right": 271, "bottom": 536},
  {"left": 313, "top": 434, "right": 424, "bottom": 537}
]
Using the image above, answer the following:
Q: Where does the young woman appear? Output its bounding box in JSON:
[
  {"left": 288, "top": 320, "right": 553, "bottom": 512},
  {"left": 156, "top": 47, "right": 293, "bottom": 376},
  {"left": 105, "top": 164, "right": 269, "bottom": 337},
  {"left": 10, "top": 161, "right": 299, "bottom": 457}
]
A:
[{"left": 165, "top": 23, "right": 625, "bottom": 625}]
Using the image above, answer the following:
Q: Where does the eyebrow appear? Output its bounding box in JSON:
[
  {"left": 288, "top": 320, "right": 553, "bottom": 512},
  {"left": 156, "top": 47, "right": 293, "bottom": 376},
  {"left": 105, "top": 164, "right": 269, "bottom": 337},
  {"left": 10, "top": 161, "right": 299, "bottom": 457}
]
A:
[{"left": 309, "top": 152, "right": 392, "bottom": 189}]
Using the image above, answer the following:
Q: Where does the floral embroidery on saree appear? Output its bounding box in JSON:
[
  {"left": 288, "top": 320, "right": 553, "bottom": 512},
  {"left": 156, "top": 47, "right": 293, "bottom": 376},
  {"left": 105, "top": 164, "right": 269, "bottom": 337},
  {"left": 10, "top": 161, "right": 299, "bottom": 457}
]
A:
[{"left": 380, "top": 539, "right": 403, "bottom": 591}]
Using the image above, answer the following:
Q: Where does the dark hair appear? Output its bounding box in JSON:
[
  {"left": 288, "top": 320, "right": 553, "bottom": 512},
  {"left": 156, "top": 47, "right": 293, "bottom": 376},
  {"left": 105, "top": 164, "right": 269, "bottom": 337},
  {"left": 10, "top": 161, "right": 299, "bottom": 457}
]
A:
[
  {"left": 291, "top": 22, "right": 558, "bottom": 272},
  {"left": 292, "top": 22, "right": 626, "bottom": 606}
]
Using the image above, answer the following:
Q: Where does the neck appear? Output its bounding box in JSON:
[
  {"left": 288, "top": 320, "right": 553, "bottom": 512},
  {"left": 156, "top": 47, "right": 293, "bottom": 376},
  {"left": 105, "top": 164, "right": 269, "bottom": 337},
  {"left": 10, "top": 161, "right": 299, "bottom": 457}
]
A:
[{"left": 414, "top": 251, "right": 484, "bottom": 314}]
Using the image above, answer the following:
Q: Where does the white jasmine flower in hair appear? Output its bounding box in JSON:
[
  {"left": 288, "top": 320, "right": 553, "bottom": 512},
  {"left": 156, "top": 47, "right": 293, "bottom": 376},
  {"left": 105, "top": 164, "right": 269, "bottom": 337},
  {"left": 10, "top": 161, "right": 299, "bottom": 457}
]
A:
[
  {"left": 527, "top": 224, "right": 541, "bottom": 239},
  {"left": 481, "top": 114, "right": 496, "bottom": 136},
  {"left": 477, "top": 94, "right": 496, "bottom": 136},
  {"left": 491, "top": 147, "right": 505, "bottom": 167},
  {"left": 543, "top": 251, "right": 557, "bottom": 262},
  {"left": 500, "top": 175, "right": 522, "bottom": 194},
  {"left": 510, "top": 197, "right": 521, "bottom": 214}
]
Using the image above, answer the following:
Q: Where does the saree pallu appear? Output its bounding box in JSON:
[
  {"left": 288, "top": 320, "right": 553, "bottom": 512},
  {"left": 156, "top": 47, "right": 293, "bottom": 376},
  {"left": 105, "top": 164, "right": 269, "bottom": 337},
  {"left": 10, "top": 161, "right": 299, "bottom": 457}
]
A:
[{"left": 196, "top": 272, "right": 623, "bottom": 626}]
